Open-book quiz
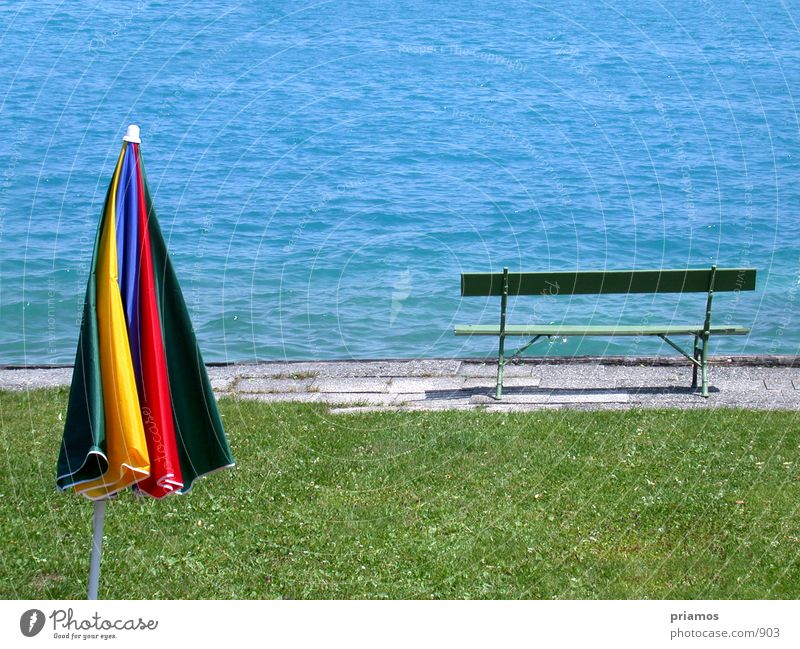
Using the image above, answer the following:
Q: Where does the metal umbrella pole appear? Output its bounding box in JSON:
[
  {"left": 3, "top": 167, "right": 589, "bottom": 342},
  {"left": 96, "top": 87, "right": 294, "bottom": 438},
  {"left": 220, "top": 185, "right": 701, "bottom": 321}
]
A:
[{"left": 87, "top": 499, "right": 107, "bottom": 599}]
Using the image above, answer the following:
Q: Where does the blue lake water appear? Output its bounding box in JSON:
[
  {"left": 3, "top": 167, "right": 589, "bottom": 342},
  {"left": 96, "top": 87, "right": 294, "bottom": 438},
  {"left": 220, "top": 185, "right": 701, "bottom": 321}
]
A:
[{"left": 1, "top": 1, "right": 798, "bottom": 364}]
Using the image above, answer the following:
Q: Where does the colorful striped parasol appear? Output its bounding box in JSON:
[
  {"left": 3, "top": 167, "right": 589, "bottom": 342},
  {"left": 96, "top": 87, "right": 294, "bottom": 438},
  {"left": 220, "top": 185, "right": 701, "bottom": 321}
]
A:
[{"left": 56, "top": 125, "right": 234, "bottom": 598}]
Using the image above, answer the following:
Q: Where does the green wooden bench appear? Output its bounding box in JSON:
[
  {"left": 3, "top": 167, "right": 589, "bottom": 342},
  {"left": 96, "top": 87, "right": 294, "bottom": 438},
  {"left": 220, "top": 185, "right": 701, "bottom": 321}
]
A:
[{"left": 454, "top": 265, "right": 756, "bottom": 399}]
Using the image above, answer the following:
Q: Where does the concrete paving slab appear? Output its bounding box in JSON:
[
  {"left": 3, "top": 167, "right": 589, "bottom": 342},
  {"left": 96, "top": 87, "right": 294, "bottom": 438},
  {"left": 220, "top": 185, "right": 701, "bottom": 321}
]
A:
[
  {"left": 225, "top": 362, "right": 322, "bottom": 379},
  {"left": 483, "top": 404, "right": 564, "bottom": 412},
  {"left": 361, "top": 360, "right": 462, "bottom": 377},
  {"left": 402, "top": 402, "right": 476, "bottom": 411},
  {"left": 462, "top": 377, "right": 541, "bottom": 389},
  {"left": 236, "top": 378, "right": 315, "bottom": 393},
  {"left": 316, "top": 393, "right": 399, "bottom": 406},
  {"left": 608, "top": 366, "right": 687, "bottom": 386},
  {"left": 328, "top": 406, "right": 403, "bottom": 415},
  {"left": 387, "top": 377, "right": 466, "bottom": 393},
  {"left": 613, "top": 379, "right": 688, "bottom": 389},
  {"left": 236, "top": 393, "right": 321, "bottom": 403},
  {"left": 467, "top": 385, "right": 555, "bottom": 400},
  {"left": 726, "top": 367, "right": 793, "bottom": 381},
  {"left": 419, "top": 388, "right": 478, "bottom": 402},
  {"left": 329, "top": 402, "right": 475, "bottom": 414},
  {"left": 536, "top": 364, "right": 609, "bottom": 388},
  {"left": 210, "top": 378, "right": 236, "bottom": 392},
  {"left": 763, "top": 378, "right": 795, "bottom": 391},
  {"left": 4, "top": 358, "right": 799, "bottom": 412},
  {"left": 391, "top": 392, "right": 430, "bottom": 403},
  {"left": 601, "top": 364, "right": 686, "bottom": 377},
  {"left": 470, "top": 391, "right": 630, "bottom": 405},
  {"left": 708, "top": 379, "right": 765, "bottom": 391},
  {"left": 237, "top": 392, "right": 396, "bottom": 406},
  {"left": 312, "top": 378, "right": 391, "bottom": 393},
  {"left": 458, "top": 363, "right": 533, "bottom": 378},
  {"left": 303, "top": 360, "right": 462, "bottom": 378}
]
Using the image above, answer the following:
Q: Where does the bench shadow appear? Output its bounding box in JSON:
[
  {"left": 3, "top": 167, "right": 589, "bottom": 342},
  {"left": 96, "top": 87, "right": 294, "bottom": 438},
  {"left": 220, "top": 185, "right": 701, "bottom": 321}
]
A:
[{"left": 424, "top": 385, "right": 719, "bottom": 400}]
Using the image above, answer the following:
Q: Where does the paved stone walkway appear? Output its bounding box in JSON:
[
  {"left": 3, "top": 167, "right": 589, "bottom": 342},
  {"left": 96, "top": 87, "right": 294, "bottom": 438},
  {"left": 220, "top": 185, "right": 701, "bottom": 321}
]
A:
[{"left": 2, "top": 357, "right": 798, "bottom": 413}]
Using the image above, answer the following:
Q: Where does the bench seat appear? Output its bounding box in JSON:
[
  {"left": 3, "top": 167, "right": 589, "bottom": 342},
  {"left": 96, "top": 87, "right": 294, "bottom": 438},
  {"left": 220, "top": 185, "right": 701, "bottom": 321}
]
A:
[
  {"left": 455, "top": 266, "right": 757, "bottom": 399},
  {"left": 455, "top": 324, "right": 750, "bottom": 337}
]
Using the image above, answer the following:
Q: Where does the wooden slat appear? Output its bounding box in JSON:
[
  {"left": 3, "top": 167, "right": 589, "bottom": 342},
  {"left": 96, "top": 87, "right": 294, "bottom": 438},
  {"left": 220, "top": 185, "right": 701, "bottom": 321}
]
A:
[
  {"left": 454, "top": 324, "right": 751, "bottom": 336},
  {"left": 460, "top": 268, "right": 756, "bottom": 296}
]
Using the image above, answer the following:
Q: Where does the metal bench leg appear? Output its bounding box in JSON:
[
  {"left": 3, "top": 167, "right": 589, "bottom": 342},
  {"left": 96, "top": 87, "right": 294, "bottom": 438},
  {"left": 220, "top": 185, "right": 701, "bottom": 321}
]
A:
[
  {"left": 659, "top": 334, "right": 703, "bottom": 393},
  {"left": 495, "top": 267, "right": 509, "bottom": 400},
  {"left": 700, "top": 266, "right": 716, "bottom": 398},
  {"left": 496, "top": 335, "right": 505, "bottom": 400},
  {"left": 700, "top": 333, "right": 709, "bottom": 398}
]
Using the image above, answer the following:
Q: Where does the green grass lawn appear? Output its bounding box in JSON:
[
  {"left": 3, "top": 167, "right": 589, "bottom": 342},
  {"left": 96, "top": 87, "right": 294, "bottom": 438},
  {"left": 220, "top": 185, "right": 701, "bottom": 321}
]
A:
[{"left": 1, "top": 387, "right": 799, "bottom": 599}]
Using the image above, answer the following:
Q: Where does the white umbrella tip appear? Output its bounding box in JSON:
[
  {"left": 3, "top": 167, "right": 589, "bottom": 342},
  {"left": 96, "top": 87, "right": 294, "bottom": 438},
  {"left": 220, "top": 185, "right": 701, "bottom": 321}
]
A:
[{"left": 122, "top": 124, "right": 141, "bottom": 144}]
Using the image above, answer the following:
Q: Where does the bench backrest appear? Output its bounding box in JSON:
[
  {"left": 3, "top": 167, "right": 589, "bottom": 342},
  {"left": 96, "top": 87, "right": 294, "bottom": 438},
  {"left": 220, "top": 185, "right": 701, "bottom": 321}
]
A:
[{"left": 461, "top": 267, "right": 756, "bottom": 297}]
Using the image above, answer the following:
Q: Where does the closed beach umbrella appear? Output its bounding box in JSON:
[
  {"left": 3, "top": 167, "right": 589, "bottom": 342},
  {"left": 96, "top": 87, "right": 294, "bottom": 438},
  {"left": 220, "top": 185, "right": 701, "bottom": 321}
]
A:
[{"left": 56, "top": 125, "right": 234, "bottom": 598}]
